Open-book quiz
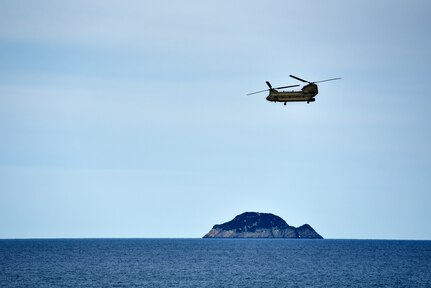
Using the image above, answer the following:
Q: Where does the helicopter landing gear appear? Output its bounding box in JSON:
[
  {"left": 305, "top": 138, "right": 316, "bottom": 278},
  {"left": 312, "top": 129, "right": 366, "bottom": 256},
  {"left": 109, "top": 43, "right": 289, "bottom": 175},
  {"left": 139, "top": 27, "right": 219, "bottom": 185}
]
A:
[
  {"left": 307, "top": 101, "right": 309, "bottom": 104},
  {"left": 284, "top": 102, "right": 286, "bottom": 106}
]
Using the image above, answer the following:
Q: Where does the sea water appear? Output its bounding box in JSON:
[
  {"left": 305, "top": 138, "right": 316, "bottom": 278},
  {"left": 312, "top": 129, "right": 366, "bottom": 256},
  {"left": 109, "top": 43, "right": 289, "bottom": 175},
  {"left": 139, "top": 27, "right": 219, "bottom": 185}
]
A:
[{"left": 1, "top": 239, "right": 430, "bottom": 287}]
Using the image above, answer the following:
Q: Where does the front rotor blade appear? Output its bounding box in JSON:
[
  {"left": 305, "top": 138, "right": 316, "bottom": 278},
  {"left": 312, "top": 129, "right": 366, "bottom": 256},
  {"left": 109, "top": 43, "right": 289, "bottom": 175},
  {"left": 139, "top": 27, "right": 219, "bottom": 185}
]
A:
[
  {"left": 289, "top": 75, "right": 309, "bottom": 83},
  {"left": 266, "top": 81, "right": 272, "bottom": 89},
  {"left": 246, "top": 89, "right": 269, "bottom": 96},
  {"left": 275, "top": 84, "right": 300, "bottom": 89},
  {"left": 314, "top": 78, "right": 342, "bottom": 83}
]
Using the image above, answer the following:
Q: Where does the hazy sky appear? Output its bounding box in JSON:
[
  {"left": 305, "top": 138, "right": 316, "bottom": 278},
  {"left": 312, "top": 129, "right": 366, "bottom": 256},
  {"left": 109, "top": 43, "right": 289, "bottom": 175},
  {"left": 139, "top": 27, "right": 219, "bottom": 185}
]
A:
[{"left": 1, "top": 0, "right": 430, "bottom": 240}]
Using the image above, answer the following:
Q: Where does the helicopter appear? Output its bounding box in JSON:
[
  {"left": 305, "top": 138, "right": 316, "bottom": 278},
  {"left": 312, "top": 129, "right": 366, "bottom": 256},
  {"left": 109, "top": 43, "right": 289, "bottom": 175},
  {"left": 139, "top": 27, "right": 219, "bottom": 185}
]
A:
[{"left": 247, "top": 75, "right": 341, "bottom": 105}]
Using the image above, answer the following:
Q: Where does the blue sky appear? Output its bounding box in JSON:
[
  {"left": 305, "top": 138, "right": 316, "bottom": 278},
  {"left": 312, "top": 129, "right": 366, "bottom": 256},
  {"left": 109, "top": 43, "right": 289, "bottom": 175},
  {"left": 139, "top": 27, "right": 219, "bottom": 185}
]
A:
[{"left": 1, "top": 0, "right": 430, "bottom": 239}]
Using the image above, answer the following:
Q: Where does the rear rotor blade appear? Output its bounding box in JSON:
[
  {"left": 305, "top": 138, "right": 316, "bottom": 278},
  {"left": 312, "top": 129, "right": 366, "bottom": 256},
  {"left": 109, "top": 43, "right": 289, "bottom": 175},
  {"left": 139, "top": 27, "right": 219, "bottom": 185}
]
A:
[
  {"left": 313, "top": 78, "right": 342, "bottom": 83},
  {"left": 275, "top": 84, "right": 300, "bottom": 89},
  {"left": 289, "top": 75, "right": 309, "bottom": 83},
  {"left": 247, "top": 89, "right": 269, "bottom": 96}
]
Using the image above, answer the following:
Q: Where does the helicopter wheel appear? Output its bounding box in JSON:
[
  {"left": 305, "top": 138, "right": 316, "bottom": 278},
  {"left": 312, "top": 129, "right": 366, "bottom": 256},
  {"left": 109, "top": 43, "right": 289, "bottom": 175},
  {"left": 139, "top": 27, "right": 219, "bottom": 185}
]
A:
[{"left": 284, "top": 102, "right": 286, "bottom": 106}]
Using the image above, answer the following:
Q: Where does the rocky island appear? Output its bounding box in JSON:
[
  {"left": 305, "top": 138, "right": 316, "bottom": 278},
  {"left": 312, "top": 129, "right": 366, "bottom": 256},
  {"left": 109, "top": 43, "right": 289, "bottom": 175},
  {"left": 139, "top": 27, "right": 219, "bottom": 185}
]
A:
[{"left": 203, "top": 212, "right": 323, "bottom": 239}]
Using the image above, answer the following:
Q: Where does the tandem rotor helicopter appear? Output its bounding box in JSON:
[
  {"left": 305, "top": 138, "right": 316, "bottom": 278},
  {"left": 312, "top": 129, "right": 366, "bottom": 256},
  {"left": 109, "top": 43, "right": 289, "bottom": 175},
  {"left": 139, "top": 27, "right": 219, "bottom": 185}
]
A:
[{"left": 247, "top": 75, "right": 341, "bottom": 105}]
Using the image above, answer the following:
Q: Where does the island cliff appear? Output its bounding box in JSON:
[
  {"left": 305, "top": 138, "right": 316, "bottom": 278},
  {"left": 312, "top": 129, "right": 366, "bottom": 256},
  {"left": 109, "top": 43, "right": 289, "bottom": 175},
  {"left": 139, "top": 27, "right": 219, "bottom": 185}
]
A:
[{"left": 203, "top": 212, "right": 323, "bottom": 239}]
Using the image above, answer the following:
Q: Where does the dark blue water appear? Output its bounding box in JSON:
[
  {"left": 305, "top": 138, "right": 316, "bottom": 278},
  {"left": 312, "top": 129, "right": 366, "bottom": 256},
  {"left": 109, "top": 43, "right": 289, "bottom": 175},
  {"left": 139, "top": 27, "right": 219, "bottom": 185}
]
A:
[{"left": 1, "top": 239, "right": 430, "bottom": 287}]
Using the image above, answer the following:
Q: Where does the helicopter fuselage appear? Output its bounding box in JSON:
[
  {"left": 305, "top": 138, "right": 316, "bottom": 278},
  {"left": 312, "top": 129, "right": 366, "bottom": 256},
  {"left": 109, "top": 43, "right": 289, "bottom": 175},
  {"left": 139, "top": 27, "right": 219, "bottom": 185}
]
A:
[{"left": 266, "top": 83, "right": 318, "bottom": 104}]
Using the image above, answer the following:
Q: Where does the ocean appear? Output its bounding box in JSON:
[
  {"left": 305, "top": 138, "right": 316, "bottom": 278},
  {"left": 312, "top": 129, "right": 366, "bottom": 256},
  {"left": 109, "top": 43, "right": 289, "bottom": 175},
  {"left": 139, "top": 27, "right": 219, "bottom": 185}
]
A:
[{"left": 1, "top": 239, "right": 430, "bottom": 287}]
